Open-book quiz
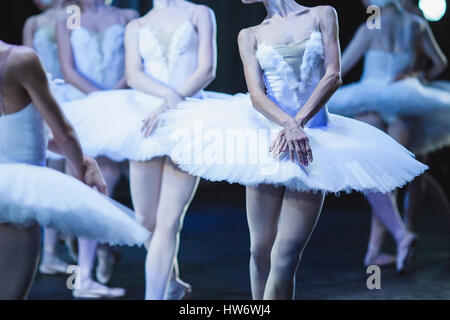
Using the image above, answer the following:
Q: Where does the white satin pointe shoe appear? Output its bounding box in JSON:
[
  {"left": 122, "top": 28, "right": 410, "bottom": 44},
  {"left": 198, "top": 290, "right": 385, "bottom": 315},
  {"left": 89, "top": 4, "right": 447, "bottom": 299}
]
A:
[
  {"left": 165, "top": 278, "right": 192, "bottom": 300},
  {"left": 72, "top": 279, "right": 126, "bottom": 299},
  {"left": 39, "top": 256, "right": 70, "bottom": 275},
  {"left": 397, "top": 231, "right": 418, "bottom": 274}
]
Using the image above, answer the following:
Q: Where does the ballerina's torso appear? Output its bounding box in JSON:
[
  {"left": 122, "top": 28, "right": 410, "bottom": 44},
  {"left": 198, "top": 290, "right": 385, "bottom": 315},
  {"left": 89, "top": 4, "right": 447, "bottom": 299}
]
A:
[
  {"left": 0, "top": 48, "right": 47, "bottom": 166},
  {"left": 34, "top": 26, "right": 64, "bottom": 79},
  {"left": 70, "top": 24, "right": 126, "bottom": 90},
  {"left": 138, "top": 21, "right": 203, "bottom": 98},
  {"left": 256, "top": 30, "right": 329, "bottom": 128},
  {"left": 361, "top": 50, "right": 416, "bottom": 83}
]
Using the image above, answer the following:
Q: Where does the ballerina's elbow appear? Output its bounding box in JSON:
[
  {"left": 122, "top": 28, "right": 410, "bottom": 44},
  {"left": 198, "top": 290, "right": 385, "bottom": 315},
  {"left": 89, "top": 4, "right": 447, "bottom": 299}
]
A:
[
  {"left": 200, "top": 65, "right": 216, "bottom": 84},
  {"left": 327, "top": 71, "right": 342, "bottom": 91},
  {"left": 126, "top": 73, "right": 137, "bottom": 89}
]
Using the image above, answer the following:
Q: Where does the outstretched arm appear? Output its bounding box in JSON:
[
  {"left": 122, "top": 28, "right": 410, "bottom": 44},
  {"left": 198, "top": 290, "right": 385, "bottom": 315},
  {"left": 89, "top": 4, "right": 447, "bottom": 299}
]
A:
[
  {"left": 56, "top": 20, "right": 102, "bottom": 93},
  {"left": 15, "top": 47, "right": 106, "bottom": 193},
  {"left": 295, "top": 6, "right": 342, "bottom": 127}
]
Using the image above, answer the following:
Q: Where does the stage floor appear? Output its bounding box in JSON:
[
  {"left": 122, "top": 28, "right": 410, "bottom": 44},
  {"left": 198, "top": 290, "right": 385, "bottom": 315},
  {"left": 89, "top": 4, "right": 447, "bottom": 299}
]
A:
[{"left": 28, "top": 182, "right": 450, "bottom": 300}]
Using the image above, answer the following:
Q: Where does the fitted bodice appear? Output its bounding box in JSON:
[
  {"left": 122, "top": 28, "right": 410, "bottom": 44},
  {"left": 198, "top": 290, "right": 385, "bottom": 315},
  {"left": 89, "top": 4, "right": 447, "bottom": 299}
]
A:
[
  {"left": 361, "top": 50, "right": 415, "bottom": 82},
  {"left": 138, "top": 22, "right": 202, "bottom": 97},
  {"left": 70, "top": 24, "right": 126, "bottom": 90},
  {"left": 256, "top": 31, "right": 328, "bottom": 128},
  {"left": 0, "top": 104, "right": 47, "bottom": 166},
  {"left": 34, "top": 26, "right": 64, "bottom": 79}
]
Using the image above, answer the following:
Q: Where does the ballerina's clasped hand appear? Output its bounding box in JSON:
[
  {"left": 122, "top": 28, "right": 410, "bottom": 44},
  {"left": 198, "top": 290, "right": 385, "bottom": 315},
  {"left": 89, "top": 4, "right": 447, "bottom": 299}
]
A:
[
  {"left": 269, "top": 118, "right": 313, "bottom": 167},
  {"left": 141, "top": 89, "right": 185, "bottom": 137}
]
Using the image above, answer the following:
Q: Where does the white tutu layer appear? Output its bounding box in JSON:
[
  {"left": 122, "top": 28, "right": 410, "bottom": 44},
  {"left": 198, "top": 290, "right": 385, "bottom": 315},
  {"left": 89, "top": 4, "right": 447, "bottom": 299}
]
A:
[
  {"left": 0, "top": 163, "right": 149, "bottom": 246},
  {"left": 328, "top": 78, "right": 450, "bottom": 154},
  {"left": 60, "top": 89, "right": 232, "bottom": 162},
  {"left": 154, "top": 94, "right": 427, "bottom": 194}
]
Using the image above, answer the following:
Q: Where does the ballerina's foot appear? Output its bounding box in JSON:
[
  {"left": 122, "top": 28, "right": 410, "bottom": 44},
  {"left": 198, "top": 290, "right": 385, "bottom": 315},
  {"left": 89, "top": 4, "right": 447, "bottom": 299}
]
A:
[
  {"left": 39, "top": 256, "right": 70, "bottom": 275},
  {"left": 365, "top": 253, "right": 397, "bottom": 267},
  {"left": 364, "top": 247, "right": 381, "bottom": 267},
  {"left": 397, "top": 231, "right": 418, "bottom": 274},
  {"left": 73, "top": 279, "right": 126, "bottom": 299},
  {"left": 165, "top": 278, "right": 192, "bottom": 300},
  {"left": 96, "top": 247, "right": 121, "bottom": 285}
]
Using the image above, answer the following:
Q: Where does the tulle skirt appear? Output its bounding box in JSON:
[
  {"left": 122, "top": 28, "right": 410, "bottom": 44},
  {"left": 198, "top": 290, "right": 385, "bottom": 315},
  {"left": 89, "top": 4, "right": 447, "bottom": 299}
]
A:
[
  {"left": 60, "top": 89, "right": 427, "bottom": 194},
  {"left": 328, "top": 78, "right": 450, "bottom": 154},
  {"left": 60, "top": 89, "right": 232, "bottom": 162},
  {"left": 154, "top": 94, "right": 427, "bottom": 194},
  {"left": 0, "top": 163, "right": 149, "bottom": 246}
]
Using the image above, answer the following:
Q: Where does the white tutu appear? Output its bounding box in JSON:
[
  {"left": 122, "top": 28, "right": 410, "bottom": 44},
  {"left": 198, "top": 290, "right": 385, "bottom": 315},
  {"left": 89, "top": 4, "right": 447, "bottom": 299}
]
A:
[
  {"left": 0, "top": 163, "right": 149, "bottom": 246},
  {"left": 328, "top": 50, "right": 450, "bottom": 155},
  {"left": 154, "top": 94, "right": 428, "bottom": 194},
  {"left": 328, "top": 78, "right": 450, "bottom": 155},
  {"left": 60, "top": 89, "right": 231, "bottom": 162}
]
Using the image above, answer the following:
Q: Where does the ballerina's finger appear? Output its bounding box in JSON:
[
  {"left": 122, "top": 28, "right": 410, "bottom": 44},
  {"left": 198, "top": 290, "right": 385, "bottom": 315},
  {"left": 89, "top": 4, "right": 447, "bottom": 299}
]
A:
[
  {"left": 294, "top": 140, "right": 305, "bottom": 166},
  {"left": 144, "top": 117, "right": 158, "bottom": 138},
  {"left": 275, "top": 137, "right": 288, "bottom": 158},
  {"left": 269, "top": 131, "right": 284, "bottom": 153},
  {"left": 305, "top": 139, "right": 313, "bottom": 163},
  {"left": 287, "top": 140, "right": 296, "bottom": 162}
]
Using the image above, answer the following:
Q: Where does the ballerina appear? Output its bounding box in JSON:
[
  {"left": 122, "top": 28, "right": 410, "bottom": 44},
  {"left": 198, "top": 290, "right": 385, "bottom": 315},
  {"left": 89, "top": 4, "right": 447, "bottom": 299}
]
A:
[
  {"left": 59, "top": 0, "right": 220, "bottom": 300},
  {"left": 56, "top": 0, "right": 139, "bottom": 297},
  {"left": 328, "top": 0, "right": 450, "bottom": 267},
  {"left": 23, "top": 0, "right": 84, "bottom": 276},
  {"left": 0, "top": 41, "right": 149, "bottom": 300},
  {"left": 139, "top": 0, "right": 428, "bottom": 299}
]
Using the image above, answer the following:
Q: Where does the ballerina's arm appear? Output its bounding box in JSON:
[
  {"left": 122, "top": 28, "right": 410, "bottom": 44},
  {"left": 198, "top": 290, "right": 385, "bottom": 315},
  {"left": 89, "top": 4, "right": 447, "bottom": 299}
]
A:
[
  {"left": 175, "top": 5, "right": 217, "bottom": 99},
  {"left": 420, "top": 21, "right": 448, "bottom": 80},
  {"left": 340, "top": 23, "right": 372, "bottom": 78},
  {"left": 238, "top": 26, "right": 311, "bottom": 166},
  {"left": 294, "top": 6, "right": 343, "bottom": 127},
  {"left": 112, "top": 8, "right": 140, "bottom": 90},
  {"left": 125, "top": 19, "right": 179, "bottom": 100},
  {"left": 22, "top": 16, "right": 37, "bottom": 48},
  {"left": 15, "top": 48, "right": 106, "bottom": 193},
  {"left": 56, "top": 20, "right": 102, "bottom": 94}
]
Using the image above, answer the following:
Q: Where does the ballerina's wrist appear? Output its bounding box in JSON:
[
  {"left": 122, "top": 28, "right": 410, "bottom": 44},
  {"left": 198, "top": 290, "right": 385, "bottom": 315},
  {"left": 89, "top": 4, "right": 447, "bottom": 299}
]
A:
[{"left": 282, "top": 118, "right": 300, "bottom": 129}]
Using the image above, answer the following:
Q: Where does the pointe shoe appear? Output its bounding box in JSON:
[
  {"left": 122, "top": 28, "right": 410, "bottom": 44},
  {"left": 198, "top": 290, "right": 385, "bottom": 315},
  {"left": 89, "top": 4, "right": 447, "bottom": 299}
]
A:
[
  {"left": 397, "top": 232, "right": 418, "bottom": 274},
  {"left": 39, "top": 256, "right": 70, "bottom": 275},
  {"left": 96, "top": 247, "right": 121, "bottom": 285},
  {"left": 73, "top": 280, "right": 126, "bottom": 299},
  {"left": 165, "top": 278, "right": 192, "bottom": 300}
]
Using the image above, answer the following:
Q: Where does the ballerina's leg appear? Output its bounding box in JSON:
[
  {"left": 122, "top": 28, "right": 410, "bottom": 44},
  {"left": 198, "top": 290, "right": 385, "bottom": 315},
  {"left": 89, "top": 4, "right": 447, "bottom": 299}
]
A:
[
  {"left": 0, "top": 223, "right": 41, "bottom": 299},
  {"left": 246, "top": 185, "right": 284, "bottom": 300},
  {"left": 263, "top": 190, "right": 325, "bottom": 300},
  {"left": 143, "top": 158, "right": 199, "bottom": 300},
  {"left": 40, "top": 159, "right": 70, "bottom": 274},
  {"left": 131, "top": 158, "right": 191, "bottom": 299}
]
